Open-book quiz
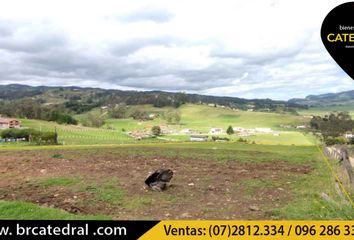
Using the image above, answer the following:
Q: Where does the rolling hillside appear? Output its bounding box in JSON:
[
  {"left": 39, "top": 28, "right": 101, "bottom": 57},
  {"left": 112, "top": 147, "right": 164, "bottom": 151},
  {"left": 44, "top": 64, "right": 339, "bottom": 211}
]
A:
[
  {"left": 0, "top": 84, "right": 303, "bottom": 112},
  {"left": 103, "top": 104, "right": 315, "bottom": 146},
  {"left": 0, "top": 104, "right": 315, "bottom": 146},
  {"left": 289, "top": 90, "right": 354, "bottom": 107}
]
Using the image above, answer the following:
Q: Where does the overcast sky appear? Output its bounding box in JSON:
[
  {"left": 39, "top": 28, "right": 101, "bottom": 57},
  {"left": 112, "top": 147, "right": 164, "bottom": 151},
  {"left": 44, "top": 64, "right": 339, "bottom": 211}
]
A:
[{"left": 0, "top": 0, "right": 353, "bottom": 100}]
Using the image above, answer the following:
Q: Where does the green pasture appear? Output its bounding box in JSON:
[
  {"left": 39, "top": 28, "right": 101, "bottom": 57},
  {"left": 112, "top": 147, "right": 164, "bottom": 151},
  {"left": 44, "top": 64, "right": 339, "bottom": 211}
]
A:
[
  {"left": 17, "top": 119, "right": 164, "bottom": 145},
  {"left": 178, "top": 104, "right": 308, "bottom": 130},
  {"left": 298, "top": 105, "right": 354, "bottom": 117},
  {"left": 0, "top": 104, "right": 315, "bottom": 146},
  {"left": 104, "top": 104, "right": 309, "bottom": 131},
  {"left": 102, "top": 104, "right": 313, "bottom": 145},
  {"left": 241, "top": 132, "right": 317, "bottom": 146}
]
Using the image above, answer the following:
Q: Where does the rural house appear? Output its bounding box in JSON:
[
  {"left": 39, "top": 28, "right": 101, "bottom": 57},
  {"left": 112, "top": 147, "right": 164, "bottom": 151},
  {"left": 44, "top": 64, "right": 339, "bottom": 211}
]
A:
[
  {"left": 344, "top": 132, "right": 354, "bottom": 139},
  {"left": 209, "top": 128, "right": 224, "bottom": 135},
  {"left": 0, "top": 118, "right": 21, "bottom": 129},
  {"left": 180, "top": 128, "right": 193, "bottom": 134},
  {"left": 254, "top": 128, "right": 273, "bottom": 133},
  {"left": 128, "top": 131, "right": 151, "bottom": 140},
  {"left": 190, "top": 135, "right": 208, "bottom": 142}
]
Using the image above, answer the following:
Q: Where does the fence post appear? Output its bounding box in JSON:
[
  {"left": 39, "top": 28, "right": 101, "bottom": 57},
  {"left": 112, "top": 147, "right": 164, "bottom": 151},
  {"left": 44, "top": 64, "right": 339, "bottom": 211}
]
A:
[{"left": 341, "top": 149, "right": 354, "bottom": 191}]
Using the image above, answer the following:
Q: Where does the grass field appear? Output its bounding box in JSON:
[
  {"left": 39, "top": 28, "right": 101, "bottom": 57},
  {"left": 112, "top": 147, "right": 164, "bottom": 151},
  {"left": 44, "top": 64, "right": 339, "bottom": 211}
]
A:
[
  {"left": 0, "top": 104, "right": 315, "bottom": 146},
  {"left": 0, "top": 143, "right": 352, "bottom": 220},
  {"left": 298, "top": 105, "right": 354, "bottom": 118},
  {"left": 102, "top": 104, "right": 314, "bottom": 146},
  {"left": 105, "top": 104, "right": 309, "bottom": 131},
  {"left": 179, "top": 104, "right": 308, "bottom": 130},
  {"left": 17, "top": 119, "right": 165, "bottom": 145}
]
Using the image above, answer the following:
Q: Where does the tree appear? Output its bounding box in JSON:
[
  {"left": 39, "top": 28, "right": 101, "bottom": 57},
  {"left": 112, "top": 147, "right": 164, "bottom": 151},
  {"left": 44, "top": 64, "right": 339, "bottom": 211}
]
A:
[
  {"left": 151, "top": 126, "right": 161, "bottom": 136},
  {"left": 226, "top": 125, "right": 234, "bottom": 135},
  {"left": 130, "top": 110, "right": 148, "bottom": 120},
  {"left": 109, "top": 104, "right": 127, "bottom": 119},
  {"left": 164, "top": 110, "right": 181, "bottom": 124},
  {"left": 48, "top": 111, "right": 77, "bottom": 125},
  {"left": 310, "top": 112, "right": 354, "bottom": 139},
  {"left": 82, "top": 113, "right": 105, "bottom": 128}
]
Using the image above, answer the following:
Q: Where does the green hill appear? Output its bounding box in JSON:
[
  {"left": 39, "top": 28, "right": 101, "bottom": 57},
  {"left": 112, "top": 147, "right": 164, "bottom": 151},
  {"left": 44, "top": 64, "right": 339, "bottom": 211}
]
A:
[
  {"left": 1, "top": 104, "right": 315, "bottom": 146},
  {"left": 18, "top": 119, "right": 162, "bottom": 145},
  {"left": 103, "top": 104, "right": 315, "bottom": 146}
]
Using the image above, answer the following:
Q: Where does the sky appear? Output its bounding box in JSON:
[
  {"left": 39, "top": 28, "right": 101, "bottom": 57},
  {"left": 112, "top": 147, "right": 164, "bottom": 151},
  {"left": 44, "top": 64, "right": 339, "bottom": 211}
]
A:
[{"left": 0, "top": 0, "right": 353, "bottom": 100}]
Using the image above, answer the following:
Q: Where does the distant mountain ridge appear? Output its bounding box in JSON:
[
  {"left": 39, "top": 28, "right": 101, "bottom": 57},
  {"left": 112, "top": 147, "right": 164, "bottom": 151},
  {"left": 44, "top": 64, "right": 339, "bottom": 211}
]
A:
[
  {"left": 1, "top": 84, "right": 354, "bottom": 110},
  {"left": 289, "top": 90, "right": 354, "bottom": 107},
  {"left": 0, "top": 84, "right": 302, "bottom": 112}
]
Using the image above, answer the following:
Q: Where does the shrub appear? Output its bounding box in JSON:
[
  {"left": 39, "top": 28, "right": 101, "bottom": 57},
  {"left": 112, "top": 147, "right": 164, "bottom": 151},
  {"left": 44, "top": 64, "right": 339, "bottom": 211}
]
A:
[
  {"left": 211, "top": 136, "right": 229, "bottom": 142},
  {"left": 1, "top": 128, "right": 39, "bottom": 141},
  {"left": 151, "top": 126, "right": 161, "bottom": 136},
  {"left": 324, "top": 136, "right": 346, "bottom": 146},
  {"left": 226, "top": 125, "right": 234, "bottom": 135},
  {"left": 48, "top": 111, "right": 78, "bottom": 125},
  {"left": 237, "top": 138, "right": 248, "bottom": 143}
]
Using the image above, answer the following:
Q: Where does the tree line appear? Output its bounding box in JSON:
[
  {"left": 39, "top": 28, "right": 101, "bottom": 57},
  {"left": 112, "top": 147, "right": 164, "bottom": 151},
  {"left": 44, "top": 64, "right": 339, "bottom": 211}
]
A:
[
  {"left": 310, "top": 112, "right": 354, "bottom": 145},
  {"left": 0, "top": 99, "right": 77, "bottom": 125},
  {"left": 0, "top": 128, "right": 58, "bottom": 145}
]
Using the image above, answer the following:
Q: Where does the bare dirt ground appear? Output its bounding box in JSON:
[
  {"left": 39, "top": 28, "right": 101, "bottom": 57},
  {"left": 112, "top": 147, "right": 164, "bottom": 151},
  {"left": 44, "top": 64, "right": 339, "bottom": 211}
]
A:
[{"left": 0, "top": 149, "right": 312, "bottom": 219}]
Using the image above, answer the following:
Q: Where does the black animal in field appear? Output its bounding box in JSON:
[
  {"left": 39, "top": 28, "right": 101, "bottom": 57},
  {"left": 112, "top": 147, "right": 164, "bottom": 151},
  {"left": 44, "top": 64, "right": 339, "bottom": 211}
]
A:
[{"left": 145, "top": 169, "right": 173, "bottom": 191}]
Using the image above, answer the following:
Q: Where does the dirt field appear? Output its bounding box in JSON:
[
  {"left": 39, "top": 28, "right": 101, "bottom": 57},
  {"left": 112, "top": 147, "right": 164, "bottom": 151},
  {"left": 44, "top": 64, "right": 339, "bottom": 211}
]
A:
[{"left": 0, "top": 146, "right": 313, "bottom": 219}]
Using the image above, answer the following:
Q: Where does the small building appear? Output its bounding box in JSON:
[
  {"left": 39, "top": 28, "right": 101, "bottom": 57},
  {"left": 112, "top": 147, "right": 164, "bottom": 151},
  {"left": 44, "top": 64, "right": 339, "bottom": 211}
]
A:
[
  {"left": 233, "top": 127, "right": 245, "bottom": 132},
  {"left": 180, "top": 129, "right": 193, "bottom": 134},
  {"left": 128, "top": 131, "right": 151, "bottom": 140},
  {"left": 190, "top": 135, "right": 208, "bottom": 142},
  {"left": 344, "top": 133, "right": 354, "bottom": 139},
  {"left": 296, "top": 125, "right": 307, "bottom": 129},
  {"left": 209, "top": 128, "right": 224, "bottom": 135},
  {"left": 0, "top": 118, "right": 21, "bottom": 129},
  {"left": 148, "top": 114, "right": 157, "bottom": 119},
  {"left": 255, "top": 128, "right": 273, "bottom": 133}
]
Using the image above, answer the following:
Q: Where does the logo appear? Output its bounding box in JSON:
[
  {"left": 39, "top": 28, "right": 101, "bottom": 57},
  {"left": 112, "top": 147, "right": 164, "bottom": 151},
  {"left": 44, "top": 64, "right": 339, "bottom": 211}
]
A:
[{"left": 321, "top": 2, "right": 354, "bottom": 80}]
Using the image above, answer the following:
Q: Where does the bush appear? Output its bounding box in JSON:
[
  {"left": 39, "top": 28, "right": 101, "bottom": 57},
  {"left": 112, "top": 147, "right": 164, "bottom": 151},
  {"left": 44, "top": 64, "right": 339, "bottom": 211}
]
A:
[
  {"left": 237, "top": 138, "right": 248, "bottom": 143},
  {"left": 348, "top": 137, "right": 354, "bottom": 145},
  {"left": 211, "top": 136, "right": 229, "bottom": 142},
  {"left": 48, "top": 111, "right": 77, "bottom": 125},
  {"left": 164, "top": 110, "right": 181, "bottom": 124},
  {"left": 130, "top": 110, "right": 149, "bottom": 120},
  {"left": 0, "top": 128, "right": 39, "bottom": 141},
  {"left": 151, "top": 126, "right": 161, "bottom": 136},
  {"left": 324, "top": 136, "right": 346, "bottom": 146},
  {"left": 0, "top": 128, "right": 58, "bottom": 145},
  {"left": 81, "top": 113, "right": 105, "bottom": 128},
  {"left": 226, "top": 125, "right": 234, "bottom": 135}
]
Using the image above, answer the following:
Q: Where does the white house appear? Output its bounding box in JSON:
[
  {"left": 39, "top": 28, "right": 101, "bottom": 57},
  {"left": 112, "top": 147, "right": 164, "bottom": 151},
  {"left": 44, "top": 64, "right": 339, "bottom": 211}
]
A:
[
  {"left": 233, "top": 127, "right": 245, "bottom": 132},
  {"left": 344, "top": 133, "right": 354, "bottom": 139},
  {"left": 148, "top": 114, "right": 157, "bottom": 119},
  {"left": 180, "top": 129, "right": 193, "bottom": 134},
  {"left": 190, "top": 135, "right": 208, "bottom": 142},
  {"left": 209, "top": 128, "right": 224, "bottom": 135},
  {"left": 255, "top": 128, "right": 273, "bottom": 133}
]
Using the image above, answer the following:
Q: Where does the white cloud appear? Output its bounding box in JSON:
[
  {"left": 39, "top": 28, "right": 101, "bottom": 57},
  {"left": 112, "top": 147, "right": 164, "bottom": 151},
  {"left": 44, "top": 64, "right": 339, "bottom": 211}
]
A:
[{"left": 0, "top": 0, "right": 353, "bottom": 100}]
